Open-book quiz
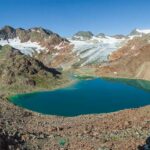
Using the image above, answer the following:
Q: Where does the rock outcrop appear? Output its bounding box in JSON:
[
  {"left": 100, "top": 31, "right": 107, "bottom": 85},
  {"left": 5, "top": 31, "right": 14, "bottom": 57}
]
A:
[
  {"left": 72, "top": 31, "right": 94, "bottom": 40},
  {"left": 0, "top": 26, "right": 74, "bottom": 70},
  {"left": 0, "top": 45, "right": 68, "bottom": 95},
  {"left": 0, "top": 26, "right": 69, "bottom": 52},
  {"left": 96, "top": 34, "right": 150, "bottom": 80}
]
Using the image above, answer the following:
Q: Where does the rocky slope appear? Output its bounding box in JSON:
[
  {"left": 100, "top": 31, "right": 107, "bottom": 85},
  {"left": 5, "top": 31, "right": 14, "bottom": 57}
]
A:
[
  {"left": 2, "top": 26, "right": 150, "bottom": 72},
  {"left": 72, "top": 31, "right": 94, "bottom": 40},
  {"left": 0, "top": 26, "right": 136, "bottom": 70},
  {"left": 70, "top": 29, "right": 150, "bottom": 70},
  {"left": 0, "top": 45, "right": 69, "bottom": 96},
  {"left": 0, "top": 26, "right": 75, "bottom": 70},
  {"left": 0, "top": 26, "right": 68, "bottom": 53},
  {"left": 1, "top": 26, "right": 150, "bottom": 72},
  {"left": 95, "top": 32, "right": 150, "bottom": 81},
  {"left": 0, "top": 96, "right": 150, "bottom": 150}
]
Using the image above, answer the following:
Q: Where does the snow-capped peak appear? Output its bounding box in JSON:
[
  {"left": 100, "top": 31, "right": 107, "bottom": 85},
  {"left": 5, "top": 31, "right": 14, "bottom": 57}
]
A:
[
  {"left": 130, "top": 28, "right": 150, "bottom": 36},
  {"left": 135, "top": 29, "right": 150, "bottom": 34}
]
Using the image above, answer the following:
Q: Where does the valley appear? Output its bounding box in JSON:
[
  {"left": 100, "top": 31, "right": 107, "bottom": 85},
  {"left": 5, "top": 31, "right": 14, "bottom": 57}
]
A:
[{"left": 1, "top": 26, "right": 150, "bottom": 149}]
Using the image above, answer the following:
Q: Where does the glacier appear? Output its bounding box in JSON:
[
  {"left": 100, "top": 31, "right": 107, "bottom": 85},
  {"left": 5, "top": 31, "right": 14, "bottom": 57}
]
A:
[{"left": 69, "top": 36, "right": 127, "bottom": 66}]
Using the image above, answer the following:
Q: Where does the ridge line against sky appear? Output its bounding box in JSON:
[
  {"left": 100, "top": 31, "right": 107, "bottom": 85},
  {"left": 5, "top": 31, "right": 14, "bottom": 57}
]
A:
[{"left": 0, "top": 0, "right": 150, "bottom": 37}]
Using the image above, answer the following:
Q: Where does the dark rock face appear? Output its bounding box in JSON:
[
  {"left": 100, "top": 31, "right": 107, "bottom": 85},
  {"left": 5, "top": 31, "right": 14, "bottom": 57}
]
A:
[
  {"left": 25, "top": 79, "right": 36, "bottom": 86},
  {"left": 0, "top": 136, "right": 6, "bottom": 150},
  {"left": 0, "top": 130, "right": 27, "bottom": 150},
  {"left": 72, "top": 31, "right": 94, "bottom": 40},
  {"left": 29, "top": 27, "right": 54, "bottom": 36},
  {"left": 138, "top": 137, "right": 150, "bottom": 150},
  {"left": 96, "top": 33, "right": 106, "bottom": 38},
  {"left": 0, "top": 26, "right": 16, "bottom": 40},
  {"left": 129, "top": 29, "right": 142, "bottom": 36}
]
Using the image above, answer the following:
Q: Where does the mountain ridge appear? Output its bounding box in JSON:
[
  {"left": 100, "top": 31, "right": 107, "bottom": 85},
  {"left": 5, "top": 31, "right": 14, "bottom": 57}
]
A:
[
  {"left": 1, "top": 25, "right": 150, "bottom": 72},
  {"left": 0, "top": 45, "right": 69, "bottom": 96}
]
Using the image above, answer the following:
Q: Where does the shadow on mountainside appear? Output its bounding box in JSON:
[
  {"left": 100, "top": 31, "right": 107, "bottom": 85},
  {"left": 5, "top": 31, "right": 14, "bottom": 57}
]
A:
[
  {"left": 47, "top": 67, "right": 62, "bottom": 78},
  {"left": 138, "top": 136, "right": 150, "bottom": 150},
  {"left": 1, "top": 45, "right": 62, "bottom": 79},
  {"left": 38, "top": 61, "right": 61, "bottom": 78}
]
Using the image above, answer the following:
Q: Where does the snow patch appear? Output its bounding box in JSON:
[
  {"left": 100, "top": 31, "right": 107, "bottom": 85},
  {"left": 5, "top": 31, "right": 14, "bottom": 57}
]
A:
[
  {"left": 0, "top": 37, "right": 46, "bottom": 55},
  {"left": 54, "top": 42, "right": 66, "bottom": 50},
  {"left": 136, "top": 29, "right": 150, "bottom": 34}
]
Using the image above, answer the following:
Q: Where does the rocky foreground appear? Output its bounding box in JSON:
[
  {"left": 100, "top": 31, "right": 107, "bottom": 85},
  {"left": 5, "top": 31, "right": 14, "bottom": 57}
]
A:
[{"left": 0, "top": 96, "right": 150, "bottom": 150}]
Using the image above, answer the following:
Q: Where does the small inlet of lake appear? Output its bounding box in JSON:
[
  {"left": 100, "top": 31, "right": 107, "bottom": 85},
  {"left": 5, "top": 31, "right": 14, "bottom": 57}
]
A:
[{"left": 10, "top": 78, "right": 150, "bottom": 117}]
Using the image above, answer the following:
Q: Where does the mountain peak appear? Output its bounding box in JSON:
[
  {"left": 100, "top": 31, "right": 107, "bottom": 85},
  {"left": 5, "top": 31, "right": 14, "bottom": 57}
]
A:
[
  {"left": 29, "top": 27, "right": 54, "bottom": 35},
  {"left": 130, "top": 28, "right": 150, "bottom": 36},
  {"left": 0, "top": 45, "right": 61, "bottom": 86},
  {"left": 72, "top": 31, "right": 94, "bottom": 40},
  {"left": 2, "top": 25, "right": 15, "bottom": 31},
  {"left": 0, "top": 26, "right": 69, "bottom": 56},
  {"left": 0, "top": 26, "right": 16, "bottom": 40},
  {"left": 96, "top": 33, "right": 106, "bottom": 38}
]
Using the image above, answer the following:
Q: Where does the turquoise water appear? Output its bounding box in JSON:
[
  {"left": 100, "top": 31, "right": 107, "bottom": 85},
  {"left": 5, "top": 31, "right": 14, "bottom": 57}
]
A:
[{"left": 10, "top": 78, "right": 150, "bottom": 116}]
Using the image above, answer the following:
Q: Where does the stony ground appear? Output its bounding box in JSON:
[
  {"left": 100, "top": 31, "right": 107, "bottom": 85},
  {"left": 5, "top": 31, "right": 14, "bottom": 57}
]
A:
[{"left": 0, "top": 96, "right": 150, "bottom": 150}]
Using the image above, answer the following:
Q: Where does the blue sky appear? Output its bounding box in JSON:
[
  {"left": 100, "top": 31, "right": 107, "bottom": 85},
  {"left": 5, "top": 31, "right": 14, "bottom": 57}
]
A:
[{"left": 0, "top": 0, "right": 150, "bottom": 36}]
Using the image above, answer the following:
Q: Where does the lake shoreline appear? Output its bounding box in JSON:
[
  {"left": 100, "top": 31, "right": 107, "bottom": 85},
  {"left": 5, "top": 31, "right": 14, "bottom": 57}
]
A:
[
  {"left": 1, "top": 74, "right": 150, "bottom": 149},
  {"left": 9, "top": 75, "right": 150, "bottom": 117},
  {"left": 1, "top": 95, "right": 150, "bottom": 149}
]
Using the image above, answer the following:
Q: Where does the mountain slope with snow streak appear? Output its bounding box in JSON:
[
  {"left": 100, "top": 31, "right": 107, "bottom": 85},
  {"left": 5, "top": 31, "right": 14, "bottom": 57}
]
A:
[
  {"left": 1, "top": 26, "right": 150, "bottom": 69},
  {"left": 69, "top": 35, "right": 127, "bottom": 66},
  {"left": 135, "top": 29, "right": 150, "bottom": 34},
  {"left": 0, "top": 26, "right": 68, "bottom": 56},
  {"left": 0, "top": 37, "right": 46, "bottom": 55}
]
